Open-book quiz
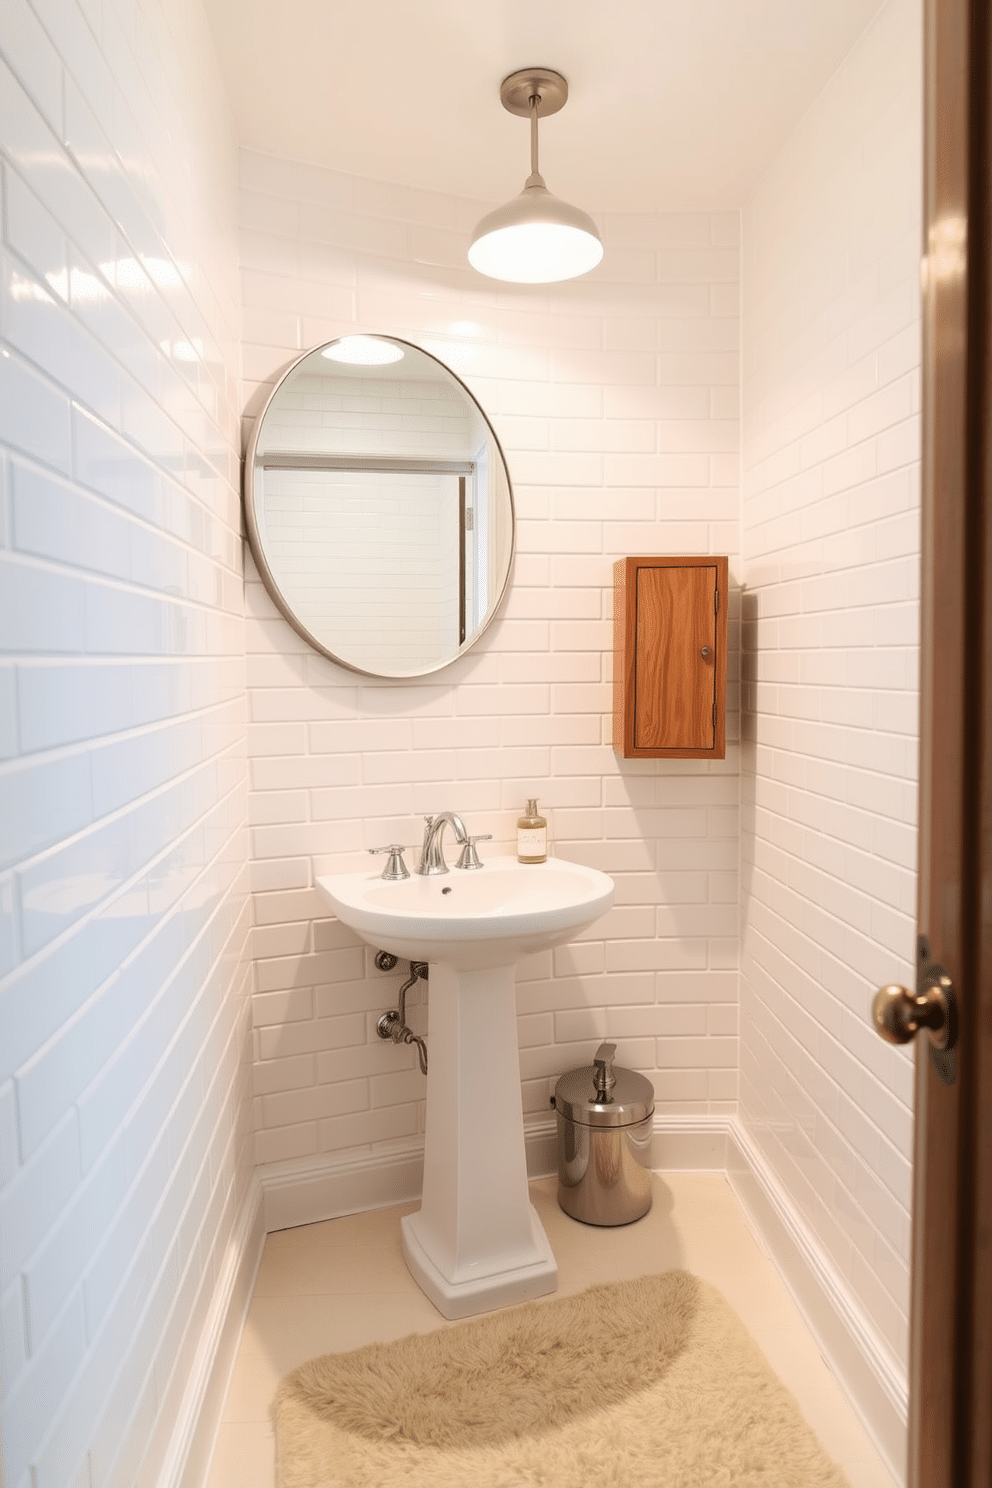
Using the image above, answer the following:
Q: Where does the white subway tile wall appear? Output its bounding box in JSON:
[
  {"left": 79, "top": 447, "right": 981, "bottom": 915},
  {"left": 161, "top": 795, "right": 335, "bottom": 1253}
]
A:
[
  {"left": 240, "top": 159, "right": 743, "bottom": 1169},
  {"left": 0, "top": 0, "right": 924, "bottom": 1473},
  {"left": 740, "top": 0, "right": 920, "bottom": 1374},
  {"left": 0, "top": 1, "right": 251, "bottom": 1485}
]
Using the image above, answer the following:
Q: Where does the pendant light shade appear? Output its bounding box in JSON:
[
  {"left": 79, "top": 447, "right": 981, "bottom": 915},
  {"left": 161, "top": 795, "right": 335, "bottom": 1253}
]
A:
[
  {"left": 468, "top": 69, "right": 603, "bottom": 285},
  {"left": 469, "top": 176, "right": 603, "bottom": 283}
]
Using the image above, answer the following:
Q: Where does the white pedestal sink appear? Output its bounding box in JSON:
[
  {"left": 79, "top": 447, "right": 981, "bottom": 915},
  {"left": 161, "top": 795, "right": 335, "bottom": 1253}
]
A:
[{"left": 316, "top": 855, "right": 614, "bottom": 1319}]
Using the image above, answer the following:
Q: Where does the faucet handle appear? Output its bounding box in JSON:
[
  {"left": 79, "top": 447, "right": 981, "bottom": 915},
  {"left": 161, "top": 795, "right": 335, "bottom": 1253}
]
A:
[
  {"left": 369, "top": 844, "right": 410, "bottom": 880},
  {"left": 455, "top": 834, "right": 492, "bottom": 871}
]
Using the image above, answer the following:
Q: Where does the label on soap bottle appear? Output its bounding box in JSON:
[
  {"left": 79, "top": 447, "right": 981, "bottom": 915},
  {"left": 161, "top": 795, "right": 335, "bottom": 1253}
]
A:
[{"left": 517, "top": 824, "right": 547, "bottom": 861}]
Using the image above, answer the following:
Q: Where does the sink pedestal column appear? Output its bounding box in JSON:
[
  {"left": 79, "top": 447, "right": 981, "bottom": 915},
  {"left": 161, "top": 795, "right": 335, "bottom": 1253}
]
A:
[{"left": 400, "top": 961, "right": 557, "bottom": 1319}]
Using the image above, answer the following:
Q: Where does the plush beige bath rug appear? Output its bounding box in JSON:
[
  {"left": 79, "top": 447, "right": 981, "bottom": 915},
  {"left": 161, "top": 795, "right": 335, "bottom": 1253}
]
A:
[{"left": 274, "top": 1269, "right": 851, "bottom": 1488}]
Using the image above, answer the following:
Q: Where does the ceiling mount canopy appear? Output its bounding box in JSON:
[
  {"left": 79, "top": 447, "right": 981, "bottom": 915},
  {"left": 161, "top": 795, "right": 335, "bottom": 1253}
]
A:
[{"left": 468, "top": 68, "right": 604, "bottom": 285}]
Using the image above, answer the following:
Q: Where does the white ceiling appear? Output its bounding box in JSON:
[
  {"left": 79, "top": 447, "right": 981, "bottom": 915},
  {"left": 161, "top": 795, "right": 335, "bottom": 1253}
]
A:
[{"left": 202, "top": 0, "right": 887, "bottom": 213}]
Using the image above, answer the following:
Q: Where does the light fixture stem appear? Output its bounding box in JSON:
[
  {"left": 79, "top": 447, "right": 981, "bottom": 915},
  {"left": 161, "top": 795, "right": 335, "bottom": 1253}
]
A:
[{"left": 529, "top": 93, "right": 540, "bottom": 177}]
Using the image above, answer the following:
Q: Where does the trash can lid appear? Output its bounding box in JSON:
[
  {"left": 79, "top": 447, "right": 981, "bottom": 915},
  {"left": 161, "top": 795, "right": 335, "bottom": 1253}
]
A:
[{"left": 554, "top": 1043, "right": 654, "bottom": 1128}]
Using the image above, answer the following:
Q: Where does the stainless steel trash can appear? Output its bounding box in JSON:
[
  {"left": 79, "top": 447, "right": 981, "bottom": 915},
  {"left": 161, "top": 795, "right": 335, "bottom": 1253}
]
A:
[{"left": 553, "top": 1042, "right": 655, "bottom": 1226}]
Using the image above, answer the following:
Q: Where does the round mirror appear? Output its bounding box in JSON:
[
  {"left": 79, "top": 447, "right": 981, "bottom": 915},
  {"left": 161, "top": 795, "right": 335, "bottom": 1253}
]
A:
[{"left": 243, "top": 335, "right": 515, "bottom": 678}]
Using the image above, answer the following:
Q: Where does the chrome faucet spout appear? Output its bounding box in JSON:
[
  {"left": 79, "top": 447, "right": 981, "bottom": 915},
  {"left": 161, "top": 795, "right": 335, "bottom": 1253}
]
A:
[{"left": 418, "top": 812, "right": 469, "bottom": 875}]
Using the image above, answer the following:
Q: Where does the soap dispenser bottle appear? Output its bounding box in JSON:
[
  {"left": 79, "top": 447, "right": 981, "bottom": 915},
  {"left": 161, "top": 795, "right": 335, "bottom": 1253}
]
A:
[{"left": 517, "top": 798, "right": 548, "bottom": 863}]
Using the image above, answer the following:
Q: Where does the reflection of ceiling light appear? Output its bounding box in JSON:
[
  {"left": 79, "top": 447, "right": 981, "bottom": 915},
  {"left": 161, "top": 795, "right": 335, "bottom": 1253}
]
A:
[
  {"left": 469, "top": 69, "right": 603, "bottom": 285},
  {"left": 924, "top": 212, "right": 966, "bottom": 288},
  {"left": 101, "top": 256, "right": 186, "bottom": 291},
  {"left": 10, "top": 273, "right": 54, "bottom": 303},
  {"left": 67, "top": 268, "right": 108, "bottom": 303},
  {"left": 321, "top": 336, "right": 404, "bottom": 365},
  {"left": 160, "top": 337, "right": 204, "bottom": 363}
]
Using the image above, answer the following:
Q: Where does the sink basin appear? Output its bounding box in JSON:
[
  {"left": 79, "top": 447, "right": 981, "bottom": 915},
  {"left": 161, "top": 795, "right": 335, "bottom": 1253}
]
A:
[
  {"left": 317, "top": 854, "right": 614, "bottom": 970},
  {"left": 315, "top": 852, "right": 615, "bottom": 1321}
]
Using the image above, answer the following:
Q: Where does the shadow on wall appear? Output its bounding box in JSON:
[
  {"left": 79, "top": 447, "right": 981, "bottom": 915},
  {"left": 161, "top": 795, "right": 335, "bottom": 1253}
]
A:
[{"left": 737, "top": 586, "right": 759, "bottom": 927}]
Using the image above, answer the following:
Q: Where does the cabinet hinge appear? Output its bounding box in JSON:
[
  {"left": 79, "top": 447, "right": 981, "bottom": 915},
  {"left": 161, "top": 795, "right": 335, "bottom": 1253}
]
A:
[
  {"left": 714, "top": 587, "right": 719, "bottom": 614},
  {"left": 713, "top": 701, "right": 717, "bottom": 727}
]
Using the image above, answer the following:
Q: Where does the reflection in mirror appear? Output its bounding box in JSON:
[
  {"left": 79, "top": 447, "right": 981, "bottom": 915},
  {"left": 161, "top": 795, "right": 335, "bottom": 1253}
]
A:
[{"left": 243, "top": 336, "right": 515, "bottom": 678}]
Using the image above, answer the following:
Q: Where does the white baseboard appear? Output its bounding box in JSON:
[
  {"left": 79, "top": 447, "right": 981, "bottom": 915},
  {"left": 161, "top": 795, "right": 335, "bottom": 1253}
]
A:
[
  {"left": 258, "top": 1115, "right": 735, "bottom": 1233},
  {"left": 185, "top": 1115, "right": 908, "bottom": 1488},
  {"left": 159, "top": 1172, "right": 266, "bottom": 1488},
  {"left": 261, "top": 1138, "right": 426, "bottom": 1232},
  {"left": 260, "top": 1123, "right": 560, "bottom": 1233},
  {"left": 724, "top": 1118, "right": 908, "bottom": 1486}
]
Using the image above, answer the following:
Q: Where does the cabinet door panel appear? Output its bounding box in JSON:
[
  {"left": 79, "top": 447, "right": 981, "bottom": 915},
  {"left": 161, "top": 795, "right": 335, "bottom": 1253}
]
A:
[
  {"left": 613, "top": 554, "right": 726, "bottom": 759},
  {"left": 634, "top": 565, "right": 716, "bottom": 751}
]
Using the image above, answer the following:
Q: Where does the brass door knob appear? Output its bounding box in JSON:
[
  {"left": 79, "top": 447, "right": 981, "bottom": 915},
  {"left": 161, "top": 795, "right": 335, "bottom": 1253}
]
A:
[{"left": 872, "top": 975, "right": 954, "bottom": 1050}]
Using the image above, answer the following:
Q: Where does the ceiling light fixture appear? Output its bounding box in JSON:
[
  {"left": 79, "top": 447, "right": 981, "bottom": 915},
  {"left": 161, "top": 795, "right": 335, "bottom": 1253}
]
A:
[
  {"left": 321, "top": 335, "right": 405, "bottom": 366},
  {"left": 468, "top": 69, "right": 603, "bottom": 284}
]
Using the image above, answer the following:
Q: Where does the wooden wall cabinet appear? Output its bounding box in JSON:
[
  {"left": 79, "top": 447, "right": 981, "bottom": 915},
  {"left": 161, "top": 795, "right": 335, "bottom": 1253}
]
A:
[{"left": 613, "top": 555, "right": 728, "bottom": 759}]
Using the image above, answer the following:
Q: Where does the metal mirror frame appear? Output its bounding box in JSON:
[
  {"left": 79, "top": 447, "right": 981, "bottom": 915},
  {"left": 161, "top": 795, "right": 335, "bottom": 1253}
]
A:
[{"left": 242, "top": 335, "right": 516, "bottom": 679}]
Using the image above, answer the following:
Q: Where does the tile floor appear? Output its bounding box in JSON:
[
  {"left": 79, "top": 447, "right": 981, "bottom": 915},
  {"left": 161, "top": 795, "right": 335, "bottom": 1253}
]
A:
[{"left": 205, "top": 1172, "right": 901, "bottom": 1488}]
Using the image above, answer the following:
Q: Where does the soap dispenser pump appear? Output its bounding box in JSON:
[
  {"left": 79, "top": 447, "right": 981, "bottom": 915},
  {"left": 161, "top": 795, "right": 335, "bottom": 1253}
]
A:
[{"left": 517, "top": 798, "right": 547, "bottom": 863}]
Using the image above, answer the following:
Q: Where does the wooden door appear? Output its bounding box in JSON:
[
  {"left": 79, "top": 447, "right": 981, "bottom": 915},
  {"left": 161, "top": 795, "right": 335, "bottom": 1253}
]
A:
[{"left": 900, "top": 1, "right": 992, "bottom": 1482}]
